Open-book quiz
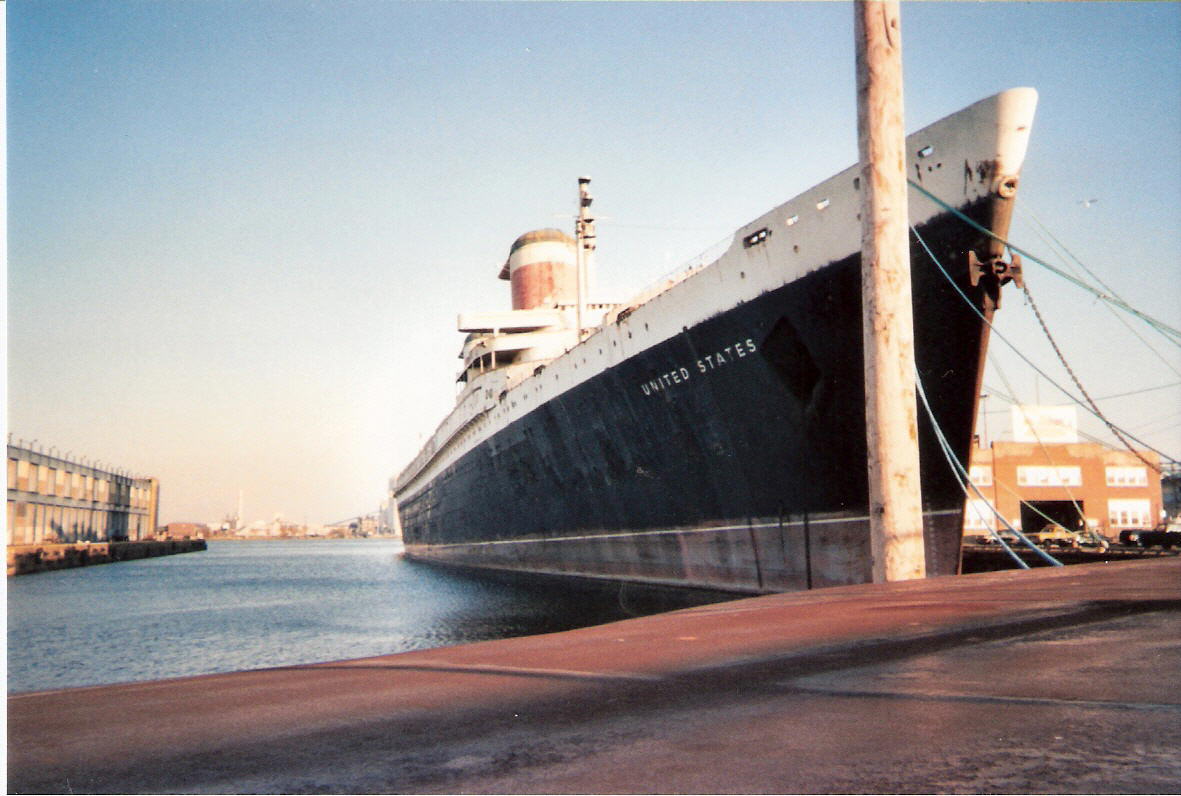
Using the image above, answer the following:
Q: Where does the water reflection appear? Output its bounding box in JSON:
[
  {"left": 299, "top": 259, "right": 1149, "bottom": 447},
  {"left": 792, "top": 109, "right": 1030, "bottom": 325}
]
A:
[
  {"left": 401, "top": 556, "right": 728, "bottom": 642},
  {"left": 7, "top": 539, "right": 732, "bottom": 693}
]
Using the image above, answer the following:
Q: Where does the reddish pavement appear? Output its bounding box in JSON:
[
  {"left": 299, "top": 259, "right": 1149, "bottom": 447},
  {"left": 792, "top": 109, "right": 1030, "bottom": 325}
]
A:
[{"left": 8, "top": 557, "right": 1181, "bottom": 793}]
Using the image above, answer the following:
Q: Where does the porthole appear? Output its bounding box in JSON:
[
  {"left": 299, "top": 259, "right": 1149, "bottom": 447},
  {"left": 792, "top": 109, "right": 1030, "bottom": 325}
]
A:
[{"left": 743, "top": 227, "right": 771, "bottom": 248}]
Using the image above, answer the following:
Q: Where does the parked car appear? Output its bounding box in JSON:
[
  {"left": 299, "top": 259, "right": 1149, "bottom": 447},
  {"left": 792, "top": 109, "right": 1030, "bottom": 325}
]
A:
[
  {"left": 973, "top": 530, "right": 1021, "bottom": 547},
  {"left": 1024, "top": 524, "right": 1084, "bottom": 549},
  {"left": 1120, "top": 526, "right": 1181, "bottom": 549}
]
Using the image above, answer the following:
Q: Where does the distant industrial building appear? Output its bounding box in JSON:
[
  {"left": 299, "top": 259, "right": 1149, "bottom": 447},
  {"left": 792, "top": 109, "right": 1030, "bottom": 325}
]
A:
[
  {"left": 963, "top": 406, "right": 1164, "bottom": 538},
  {"left": 6, "top": 441, "right": 159, "bottom": 545},
  {"left": 160, "top": 522, "right": 207, "bottom": 540}
]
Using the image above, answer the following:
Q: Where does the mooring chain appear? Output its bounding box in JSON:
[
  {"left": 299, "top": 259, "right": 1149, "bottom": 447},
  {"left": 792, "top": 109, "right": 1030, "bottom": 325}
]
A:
[{"left": 1021, "top": 285, "right": 1162, "bottom": 474}]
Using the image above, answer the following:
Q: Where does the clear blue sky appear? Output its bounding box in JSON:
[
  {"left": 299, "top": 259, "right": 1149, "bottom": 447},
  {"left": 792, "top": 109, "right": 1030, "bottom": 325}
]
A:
[{"left": 7, "top": 2, "right": 1180, "bottom": 525}]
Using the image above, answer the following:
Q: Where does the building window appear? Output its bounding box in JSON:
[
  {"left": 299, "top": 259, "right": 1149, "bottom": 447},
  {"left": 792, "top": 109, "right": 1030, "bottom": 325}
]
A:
[
  {"left": 968, "top": 465, "right": 993, "bottom": 487},
  {"left": 1105, "top": 466, "right": 1148, "bottom": 487},
  {"left": 16, "top": 459, "right": 31, "bottom": 491},
  {"left": 1016, "top": 465, "right": 1082, "bottom": 487},
  {"left": 14, "top": 502, "right": 31, "bottom": 544},
  {"left": 963, "top": 498, "right": 997, "bottom": 530},
  {"left": 38, "top": 465, "right": 49, "bottom": 494},
  {"left": 1108, "top": 498, "right": 1152, "bottom": 528}
]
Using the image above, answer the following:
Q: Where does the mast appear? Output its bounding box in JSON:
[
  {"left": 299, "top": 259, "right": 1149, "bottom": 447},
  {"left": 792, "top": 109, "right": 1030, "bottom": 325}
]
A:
[{"left": 575, "top": 176, "right": 595, "bottom": 339}]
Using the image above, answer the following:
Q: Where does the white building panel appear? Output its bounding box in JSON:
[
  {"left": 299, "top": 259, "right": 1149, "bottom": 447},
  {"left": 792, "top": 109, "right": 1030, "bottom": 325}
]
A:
[
  {"left": 1105, "top": 466, "right": 1148, "bottom": 487},
  {"left": 1108, "top": 498, "right": 1152, "bottom": 528},
  {"left": 1011, "top": 405, "right": 1079, "bottom": 443},
  {"left": 968, "top": 465, "right": 992, "bottom": 487},
  {"left": 963, "top": 499, "right": 997, "bottom": 531},
  {"left": 1016, "top": 465, "right": 1082, "bottom": 487}
]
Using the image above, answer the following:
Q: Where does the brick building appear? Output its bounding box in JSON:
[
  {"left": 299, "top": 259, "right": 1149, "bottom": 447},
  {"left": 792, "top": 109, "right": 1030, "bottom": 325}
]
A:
[
  {"left": 6, "top": 442, "right": 159, "bottom": 545},
  {"left": 963, "top": 407, "right": 1164, "bottom": 539}
]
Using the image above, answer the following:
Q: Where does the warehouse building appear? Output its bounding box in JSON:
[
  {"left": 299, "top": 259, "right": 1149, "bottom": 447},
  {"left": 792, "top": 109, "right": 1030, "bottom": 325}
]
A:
[
  {"left": 963, "top": 406, "right": 1163, "bottom": 539},
  {"left": 6, "top": 442, "right": 159, "bottom": 545}
]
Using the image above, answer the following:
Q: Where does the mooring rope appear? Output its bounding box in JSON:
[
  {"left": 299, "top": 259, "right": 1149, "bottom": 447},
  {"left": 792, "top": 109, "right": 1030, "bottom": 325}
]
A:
[
  {"left": 1021, "top": 209, "right": 1181, "bottom": 379},
  {"left": 908, "top": 221, "right": 1178, "bottom": 468},
  {"left": 988, "top": 354, "right": 1090, "bottom": 535},
  {"left": 913, "top": 366, "right": 1061, "bottom": 567},
  {"left": 1020, "top": 284, "right": 1162, "bottom": 474},
  {"left": 908, "top": 179, "right": 1181, "bottom": 344}
]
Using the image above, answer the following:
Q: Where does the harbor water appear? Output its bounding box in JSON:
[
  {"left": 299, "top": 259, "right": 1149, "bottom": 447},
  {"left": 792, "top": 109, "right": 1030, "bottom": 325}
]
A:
[{"left": 6, "top": 538, "right": 690, "bottom": 694}]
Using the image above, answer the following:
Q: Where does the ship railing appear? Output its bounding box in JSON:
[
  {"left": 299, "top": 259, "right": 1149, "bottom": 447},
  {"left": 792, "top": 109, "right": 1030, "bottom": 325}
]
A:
[
  {"left": 604, "top": 232, "right": 734, "bottom": 324},
  {"left": 395, "top": 366, "right": 515, "bottom": 491},
  {"left": 398, "top": 233, "right": 735, "bottom": 491}
]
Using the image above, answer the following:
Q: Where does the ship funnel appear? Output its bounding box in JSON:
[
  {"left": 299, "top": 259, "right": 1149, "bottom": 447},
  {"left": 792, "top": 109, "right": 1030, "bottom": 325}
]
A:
[{"left": 502, "top": 229, "right": 577, "bottom": 310}]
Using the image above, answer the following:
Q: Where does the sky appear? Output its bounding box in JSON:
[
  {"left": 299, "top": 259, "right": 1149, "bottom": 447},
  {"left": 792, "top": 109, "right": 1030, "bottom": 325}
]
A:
[{"left": 6, "top": 1, "right": 1180, "bottom": 526}]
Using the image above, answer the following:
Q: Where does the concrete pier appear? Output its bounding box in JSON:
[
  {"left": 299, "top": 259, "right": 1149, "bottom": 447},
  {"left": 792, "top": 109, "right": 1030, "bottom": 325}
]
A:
[
  {"left": 8, "top": 557, "right": 1180, "bottom": 793},
  {"left": 6, "top": 539, "right": 207, "bottom": 576},
  {"left": 961, "top": 542, "right": 1179, "bottom": 572}
]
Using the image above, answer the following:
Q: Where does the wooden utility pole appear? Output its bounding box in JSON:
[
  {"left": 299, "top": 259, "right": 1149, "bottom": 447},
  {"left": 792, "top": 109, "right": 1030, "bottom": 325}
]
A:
[{"left": 854, "top": 0, "right": 926, "bottom": 582}]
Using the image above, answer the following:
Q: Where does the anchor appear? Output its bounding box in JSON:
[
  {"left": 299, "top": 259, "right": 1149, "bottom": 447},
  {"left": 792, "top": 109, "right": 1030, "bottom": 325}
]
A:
[{"left": 968, "top": 250, "right": 1023, "bottom": 307}]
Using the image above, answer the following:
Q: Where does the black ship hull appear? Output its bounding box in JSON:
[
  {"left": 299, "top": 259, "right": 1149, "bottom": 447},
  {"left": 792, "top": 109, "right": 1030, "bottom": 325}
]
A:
[{"left": 400, "top": 198, "right": 1001, "bottom": 594}]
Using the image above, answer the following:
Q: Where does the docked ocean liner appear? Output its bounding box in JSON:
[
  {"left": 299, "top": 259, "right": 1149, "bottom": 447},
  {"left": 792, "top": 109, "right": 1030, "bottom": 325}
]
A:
[{"left": 394, "top": 88, "right": 1037, "bottom": 595}]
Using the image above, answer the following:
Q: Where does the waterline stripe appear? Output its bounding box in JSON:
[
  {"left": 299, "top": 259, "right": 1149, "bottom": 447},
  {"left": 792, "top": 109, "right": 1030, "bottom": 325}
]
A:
[{"left": 421, "top": 509, "right": 963, "bottom": 549}]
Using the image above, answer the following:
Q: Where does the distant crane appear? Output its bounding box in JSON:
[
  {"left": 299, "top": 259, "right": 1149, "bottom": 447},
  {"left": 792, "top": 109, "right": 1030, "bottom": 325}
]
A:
[{"left": 329, "top": 509, "right": 391, "bottom": 537}]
